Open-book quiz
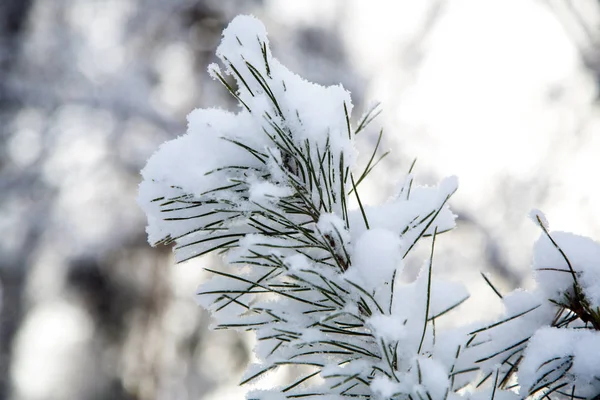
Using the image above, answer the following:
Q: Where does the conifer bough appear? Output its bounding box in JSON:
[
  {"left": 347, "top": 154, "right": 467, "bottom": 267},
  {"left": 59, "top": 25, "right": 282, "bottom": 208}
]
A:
[{"left": 138, "top": 15, "right": 600, "bottom": 400}]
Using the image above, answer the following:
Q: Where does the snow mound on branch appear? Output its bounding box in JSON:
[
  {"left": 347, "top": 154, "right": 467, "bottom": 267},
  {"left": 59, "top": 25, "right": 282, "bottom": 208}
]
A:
[
  {"left": 138, "top": 15, "right": 358, "bottom": 261},
  {"left": 519, "top": 327, "right": 600, "bottom": 397},
  {"left": 534, "top": 230, "right": 600, "bottom": 309}
]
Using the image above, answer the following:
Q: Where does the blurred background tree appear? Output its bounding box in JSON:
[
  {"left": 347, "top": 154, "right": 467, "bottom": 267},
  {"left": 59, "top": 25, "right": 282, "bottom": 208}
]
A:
[{"left": 0, "top": 1, "right": 599, "bottom": 399}]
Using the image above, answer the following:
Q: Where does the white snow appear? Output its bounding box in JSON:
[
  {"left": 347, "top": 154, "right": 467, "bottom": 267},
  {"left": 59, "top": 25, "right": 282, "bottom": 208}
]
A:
[
  {"left": 533, "top": 230, "right": 600, "bottom": 308},
  {"left": 350, "top": 228, "right": 403, "bottom": 291},
  {"left": 138, "top": 13, "right": 600, "bottom": 400},
  {"left": 519, "top": 327, "right": 600, "bottom": 397}
]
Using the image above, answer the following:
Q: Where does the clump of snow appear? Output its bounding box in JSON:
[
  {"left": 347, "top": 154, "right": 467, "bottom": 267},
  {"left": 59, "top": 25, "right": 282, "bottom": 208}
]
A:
[
  {"left": 463, "top": 211, "right": 600, "bottom": 398},
  {"left": 528, "top": 208, "right": 549, "bottom": 229},
  {"left": 413, "top": 356, "right": 450, "bottom": 400},
  {"left": 248, "top": 180, "right": 293, "bottom": 205},
  {"left": 349, "top": 179, "right": 458, "bottom": 243},
  {"left": 284, "top": 253, "right": 311, "bottom": 271},
  {"left": 519, "top": 327, "right": 600, "bottom": 397},
  {"left": 370, "top": 356, "right": 451, "bottom": 400},
  {"left": 533, "top": 230, "right": 600, "bottom": 308},
  {"left": 349, "top": 228, "right": 402, "bottom": 291},
  {"left": 367, "top": 314, "right": 408, "bottom": 342},
  {"left": 371, "top": 376, "right": 402, "bottom": 399}
]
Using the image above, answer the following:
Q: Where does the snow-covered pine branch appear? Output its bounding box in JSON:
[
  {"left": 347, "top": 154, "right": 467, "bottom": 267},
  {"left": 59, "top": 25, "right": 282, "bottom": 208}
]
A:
[
  {"left": 138, "top": 15, "right": 600, "bottom": 400},
  {"left": 463, "top": 210, "right": 600, "bottom": 399}
]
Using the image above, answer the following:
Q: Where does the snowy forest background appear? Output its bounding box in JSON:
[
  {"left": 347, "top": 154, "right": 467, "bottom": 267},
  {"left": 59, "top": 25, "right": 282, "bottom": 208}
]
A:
[{"left": 1, "top": 0, "right": 600, "bottom": 399}]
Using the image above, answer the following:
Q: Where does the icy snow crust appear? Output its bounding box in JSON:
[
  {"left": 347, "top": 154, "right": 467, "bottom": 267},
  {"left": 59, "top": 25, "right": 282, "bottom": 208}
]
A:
[{"left": 138, "top": 15, "right": 600, "bottom": 400}]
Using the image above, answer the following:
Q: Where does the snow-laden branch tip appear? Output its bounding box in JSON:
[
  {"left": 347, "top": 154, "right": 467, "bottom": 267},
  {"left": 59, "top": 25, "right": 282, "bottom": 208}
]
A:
[{"left": 138, "top": 15, "right": 600, "bottom": 400}]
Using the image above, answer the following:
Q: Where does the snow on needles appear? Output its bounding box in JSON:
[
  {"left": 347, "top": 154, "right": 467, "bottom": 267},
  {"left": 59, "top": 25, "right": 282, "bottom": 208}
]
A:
[{"left": 138, "top": 15, "right": 600, "bottom": 400}]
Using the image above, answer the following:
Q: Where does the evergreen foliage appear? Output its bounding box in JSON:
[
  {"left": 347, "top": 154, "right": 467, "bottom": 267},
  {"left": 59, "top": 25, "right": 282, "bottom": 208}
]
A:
[{"left": 138, "top": 15, "right": 600, "bottom": 400}]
